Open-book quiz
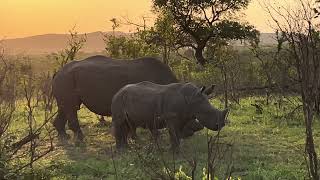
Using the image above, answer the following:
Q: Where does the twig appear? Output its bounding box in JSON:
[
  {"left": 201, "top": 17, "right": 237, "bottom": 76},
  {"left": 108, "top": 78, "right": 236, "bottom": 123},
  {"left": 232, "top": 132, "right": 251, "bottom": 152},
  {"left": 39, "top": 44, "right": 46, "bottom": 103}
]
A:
[{"left": 110, "top": 145, "right": 118, "bottom": 180}]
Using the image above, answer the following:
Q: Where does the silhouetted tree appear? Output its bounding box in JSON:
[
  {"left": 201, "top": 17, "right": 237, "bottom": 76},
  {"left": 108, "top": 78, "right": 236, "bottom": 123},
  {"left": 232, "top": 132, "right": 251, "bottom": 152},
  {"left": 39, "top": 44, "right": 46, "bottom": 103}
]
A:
[
  {"left": 51, "top": 28, "right": 87, "bottom": 68},
  {"left": 153, "top": 0, "right": 259, "bottom": 65},
  {"left": 144, "top": 12, "right": 176, "bottom": 65},
  {"left": 265, "top": 0, "right": 319, "bottom": 179}
]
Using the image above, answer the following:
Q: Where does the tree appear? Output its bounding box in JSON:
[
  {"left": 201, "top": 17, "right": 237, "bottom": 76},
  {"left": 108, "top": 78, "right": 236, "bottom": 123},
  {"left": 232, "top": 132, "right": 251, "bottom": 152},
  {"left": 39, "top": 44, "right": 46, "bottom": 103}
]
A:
[
  {"left": 51, "top": 28, "right": 87, "bottom": 68},
  {"left": 145, "top": 12, "right": 176, "bottom": 65},
  {"left": 0, "top": 42, "right": 55, "bottom": 179},
  {"left": 153, "top": 0, "right": 259, "bottom": 65},
  {"left": 104, "top": 18, "right": 160, "bottom": 59},
  {"left": 110, "top": 18, "right": 120, "bottom": 35},
  {"left": 264, "top": 0, "right": 319, "bottom": 179}
]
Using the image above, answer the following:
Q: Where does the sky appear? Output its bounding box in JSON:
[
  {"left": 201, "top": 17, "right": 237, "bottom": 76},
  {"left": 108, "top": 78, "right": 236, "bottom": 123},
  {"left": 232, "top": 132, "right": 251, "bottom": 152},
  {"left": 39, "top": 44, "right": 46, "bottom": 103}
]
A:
[{"left": 0, "top": 0, "right": 283, "bottom": 39}]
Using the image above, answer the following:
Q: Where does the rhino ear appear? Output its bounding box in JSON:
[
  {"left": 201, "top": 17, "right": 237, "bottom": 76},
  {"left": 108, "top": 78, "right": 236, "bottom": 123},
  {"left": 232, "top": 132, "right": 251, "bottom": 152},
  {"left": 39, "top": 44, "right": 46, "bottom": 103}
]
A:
[{"left": 203, "top": 84, "right": 216, "bottom": 95}]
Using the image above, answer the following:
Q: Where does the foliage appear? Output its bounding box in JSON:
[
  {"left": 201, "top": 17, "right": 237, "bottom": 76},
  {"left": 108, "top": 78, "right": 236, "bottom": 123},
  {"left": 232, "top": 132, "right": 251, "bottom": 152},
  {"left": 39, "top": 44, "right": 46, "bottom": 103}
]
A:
[
  {"left": 49, "top": 28, "right": 87, "bottom": 68},
  {"left": 0, "top": 28, "right": 87, "bottom": 179},
  {"left": 145, "top": 11, "right": 177, "bottom": 64},
  {"left": 104, "top": 19, "right": 160, "bottom": 59},
  {"left": 3, "top": 1, "right": 320, "bottom": 178},
  {"left": 263, "top": 0, "right": 320, "bottom": 178},
  {"left": 174, "top": 166, "right": 192, "bottom": 180},
  {"left": 3, "top": 96, "right": 318, "bottom": 179},
  {"left": 0, "top": 49, "right": 55, "bottom": 179},
  {"left": 152, "top": 0, "right": 259, "bottom": 65}
]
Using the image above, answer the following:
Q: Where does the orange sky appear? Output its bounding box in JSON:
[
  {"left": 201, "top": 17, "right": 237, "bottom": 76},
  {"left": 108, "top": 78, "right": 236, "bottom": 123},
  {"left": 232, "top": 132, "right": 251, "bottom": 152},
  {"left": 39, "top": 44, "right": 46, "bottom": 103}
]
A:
[{"left": 0, "top": 0, "right": 280, "bottom": 39}]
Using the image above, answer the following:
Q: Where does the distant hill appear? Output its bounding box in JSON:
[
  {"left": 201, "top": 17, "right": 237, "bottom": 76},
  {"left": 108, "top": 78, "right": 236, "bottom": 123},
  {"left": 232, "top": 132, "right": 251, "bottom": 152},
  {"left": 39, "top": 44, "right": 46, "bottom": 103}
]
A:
[
  {"left": 259, "top": 33, "right": 277, "bottom": 46},
  {"left": 231, "top": 33, "right": 277, "bottom": 47},
  {"left": 2, "top": 32, "right": 276, "bottom": 54},
  {"left": 2, "top": 31, "right": 128, "bottom": 54}
]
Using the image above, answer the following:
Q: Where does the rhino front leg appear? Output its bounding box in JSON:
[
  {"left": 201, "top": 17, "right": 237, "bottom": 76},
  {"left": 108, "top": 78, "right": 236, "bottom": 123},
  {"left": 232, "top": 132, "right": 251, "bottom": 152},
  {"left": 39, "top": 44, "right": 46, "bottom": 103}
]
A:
[
  {"left": 150, "top": 129, "right": 160, "bottom": 141},
  {"left": 168, "top": 127, "right": 181, "bottom": 152},
  {"left": 152, "top": 129, "right": 160, "bottom": 139}
]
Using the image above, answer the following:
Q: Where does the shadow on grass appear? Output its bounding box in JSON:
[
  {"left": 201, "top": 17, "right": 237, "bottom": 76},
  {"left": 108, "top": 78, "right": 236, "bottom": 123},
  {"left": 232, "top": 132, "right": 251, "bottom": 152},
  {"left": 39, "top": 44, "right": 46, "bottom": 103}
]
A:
[{"left": 37, "top": 110, "right": 312, "bottom": 179}]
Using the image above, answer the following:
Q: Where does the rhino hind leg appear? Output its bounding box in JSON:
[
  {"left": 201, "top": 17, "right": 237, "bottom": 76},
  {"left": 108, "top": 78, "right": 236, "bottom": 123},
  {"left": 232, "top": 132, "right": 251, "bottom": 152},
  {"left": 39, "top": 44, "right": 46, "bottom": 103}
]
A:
[
  {"left": 180, "top": 128, "right": 194, "bottom": 138},
  {"left": 98, "top": 115, "right": 109, "bottom": 126},
  {"left": 53, "top": 110, "right": 70, "bottom": 141},
  {"left": 66, "top": 111, "right": 84, "bottom": 143},
  {"left": 128, "top": 127, "right": 138, "bottom": 140},
  {"left": 125, "top": 115, "right": 138, "bottom": 140},
  {"left": 114, "top": 122, "right": 129, "bottom": 150}
]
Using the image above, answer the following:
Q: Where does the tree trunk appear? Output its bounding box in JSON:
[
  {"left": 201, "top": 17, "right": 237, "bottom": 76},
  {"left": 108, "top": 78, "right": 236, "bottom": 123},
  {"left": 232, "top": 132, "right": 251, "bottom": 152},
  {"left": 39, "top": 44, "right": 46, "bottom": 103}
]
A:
[
  {"left": 266, "top": 90, "right": 270, "bottom": 105},
  {"left": 303, "top": 101, "right": 319, "bottom": 180},
  {"left": 221, "top": 65, "right": 228, "bottom": 109},
  {"left": 315, "top": 96, "right": 320, "bottom": 116},
  {"left": 195, "top": 46, "right": 207, "bottom": 65},
  {"left": 163, "top": 44, "right": 168, "bottom": 65}
]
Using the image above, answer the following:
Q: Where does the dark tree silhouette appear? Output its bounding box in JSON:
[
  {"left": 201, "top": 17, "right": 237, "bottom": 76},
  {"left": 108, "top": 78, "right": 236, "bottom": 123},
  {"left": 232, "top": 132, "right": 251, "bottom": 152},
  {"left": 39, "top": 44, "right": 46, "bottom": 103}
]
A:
[
  {"left": 153, "top": 0, "right": 259, "bottom": 65},
  {"left": 264, "top": 0, "right": 320, "bottom": 179}
]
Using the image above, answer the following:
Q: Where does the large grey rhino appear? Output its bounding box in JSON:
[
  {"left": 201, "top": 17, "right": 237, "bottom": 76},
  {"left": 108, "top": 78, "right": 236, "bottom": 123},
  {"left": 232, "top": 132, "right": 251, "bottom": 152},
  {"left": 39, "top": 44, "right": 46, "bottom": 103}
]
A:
[
  {"left": 52, "top": 55, "right": 179, "bottom": 142},
  {"left": 111, "top": 81, "right": 229, "bottom": 150}
]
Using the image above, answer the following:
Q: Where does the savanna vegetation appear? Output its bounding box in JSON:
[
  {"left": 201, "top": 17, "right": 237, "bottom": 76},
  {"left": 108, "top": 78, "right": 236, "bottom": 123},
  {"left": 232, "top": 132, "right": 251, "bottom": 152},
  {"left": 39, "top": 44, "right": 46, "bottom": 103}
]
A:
[{"left": 1, "top": 0, "right": 320, "bottom": 179}]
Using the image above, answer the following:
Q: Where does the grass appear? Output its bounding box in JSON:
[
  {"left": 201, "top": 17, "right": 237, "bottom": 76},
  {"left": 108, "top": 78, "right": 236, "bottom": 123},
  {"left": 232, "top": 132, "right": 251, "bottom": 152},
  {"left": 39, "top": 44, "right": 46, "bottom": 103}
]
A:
[{"left": 7, "top": 96, "right": 320, "bottom": 179}]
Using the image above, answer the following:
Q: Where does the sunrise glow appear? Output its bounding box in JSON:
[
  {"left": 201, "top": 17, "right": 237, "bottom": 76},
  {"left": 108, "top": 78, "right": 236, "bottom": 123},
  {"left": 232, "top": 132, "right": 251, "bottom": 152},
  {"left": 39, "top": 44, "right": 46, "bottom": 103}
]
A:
[{"left": 0, "top": 0, "right": 291, "bottom": 38}]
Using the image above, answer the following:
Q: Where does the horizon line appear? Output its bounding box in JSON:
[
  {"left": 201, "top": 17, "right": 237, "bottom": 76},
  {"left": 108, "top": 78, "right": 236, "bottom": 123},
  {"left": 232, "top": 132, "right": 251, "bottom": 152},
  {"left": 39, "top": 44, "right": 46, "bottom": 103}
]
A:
[{"left": 1, "top": 30, "right": 275, "bottom": 40}]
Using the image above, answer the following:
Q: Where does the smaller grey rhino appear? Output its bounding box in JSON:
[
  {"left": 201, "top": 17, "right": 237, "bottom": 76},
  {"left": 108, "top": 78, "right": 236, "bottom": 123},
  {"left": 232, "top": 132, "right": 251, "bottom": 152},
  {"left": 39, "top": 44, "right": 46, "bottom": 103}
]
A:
[{"left": 111, "top": 81, "right": 229, "bottom": 150}]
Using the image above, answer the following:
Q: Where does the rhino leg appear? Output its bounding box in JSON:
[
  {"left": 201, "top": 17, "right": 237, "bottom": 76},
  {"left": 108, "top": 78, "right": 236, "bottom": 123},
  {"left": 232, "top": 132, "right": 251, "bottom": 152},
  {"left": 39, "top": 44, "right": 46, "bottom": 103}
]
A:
[
  {"left": 168, "top": 127, "right": 181, "bottom": 151},
  {"left": 112, "top": 121, "right": 136, "bottom": 140},
  {"left": 150, "top": 129, "right": 160, "bottom": 141},
  {"left": 53, "top": 110, "right": 70, "bottom": 141},
  {"left": 114, "top": 121, "right": 129, "bottom": 150},
  {"left": 98, "top": 115, "right": 108, "bottom": 126},
  {"left": 128, "top": 127, "right": 138, "bottom": 140},
  {"left": 66, "top": 111, "right": 84, "bottom": 143}
]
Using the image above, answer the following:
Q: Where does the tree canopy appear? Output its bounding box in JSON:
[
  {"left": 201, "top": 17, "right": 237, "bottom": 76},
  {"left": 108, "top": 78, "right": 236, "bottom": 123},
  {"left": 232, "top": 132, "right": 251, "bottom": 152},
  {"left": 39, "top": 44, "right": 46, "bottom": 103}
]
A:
[{"left": 153, "top": 0, "right": 259, "bottom": 65}]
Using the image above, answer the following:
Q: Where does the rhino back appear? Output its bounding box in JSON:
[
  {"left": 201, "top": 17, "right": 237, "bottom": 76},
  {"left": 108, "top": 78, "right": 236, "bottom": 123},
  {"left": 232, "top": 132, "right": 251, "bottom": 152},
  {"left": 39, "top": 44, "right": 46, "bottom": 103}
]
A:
[
  {"left": 126, "top": 57, "right": 178, "bottom": 84},
  {"left": 52, "top": 56, "right": 177, "bottom": 115},
  {"left": 112, "top": 82, "right": 190, "bottom": 128}
]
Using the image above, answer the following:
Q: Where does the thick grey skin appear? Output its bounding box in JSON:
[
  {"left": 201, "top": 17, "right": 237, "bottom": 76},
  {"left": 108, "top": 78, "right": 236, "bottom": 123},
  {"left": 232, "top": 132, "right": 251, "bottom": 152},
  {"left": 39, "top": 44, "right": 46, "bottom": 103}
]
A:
[
  {"left": 52, "top": 55, "right": 179, "bottom": 141},
  {"left": 111, "top": 82, "right": 228, "bottom": 150},
  {"left": 125, "top": 85, "right": 215, "bottom": 140},
  {"left": 180, "top": 118, "right": 204, "bottom": 138}
]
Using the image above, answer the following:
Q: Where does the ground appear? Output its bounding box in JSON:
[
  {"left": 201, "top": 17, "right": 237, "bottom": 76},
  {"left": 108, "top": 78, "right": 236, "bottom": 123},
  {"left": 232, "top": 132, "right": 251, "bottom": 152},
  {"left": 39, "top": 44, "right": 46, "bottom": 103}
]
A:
[{"left": 8, "top": 97, "right": 320, "bottom": 179}]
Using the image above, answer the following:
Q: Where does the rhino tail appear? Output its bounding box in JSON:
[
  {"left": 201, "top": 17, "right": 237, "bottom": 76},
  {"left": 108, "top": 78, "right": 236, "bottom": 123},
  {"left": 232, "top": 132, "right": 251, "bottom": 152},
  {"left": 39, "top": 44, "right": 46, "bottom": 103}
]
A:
[
  {"left": 52, "top": 70, "right": 58, "bottom": 80},
  {"left": 110, "top": 125, "right": 116, "bottom": 137},
  {"left": 121, "top": 91, "right": 133, "bottom": 130}
]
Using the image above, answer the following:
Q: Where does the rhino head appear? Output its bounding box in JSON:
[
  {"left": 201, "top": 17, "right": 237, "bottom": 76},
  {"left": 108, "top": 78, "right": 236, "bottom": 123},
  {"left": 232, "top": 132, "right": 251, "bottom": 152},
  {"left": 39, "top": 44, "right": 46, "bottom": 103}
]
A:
[{"left": 185, "top": 85, "right": 229, "bottom": 131}]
